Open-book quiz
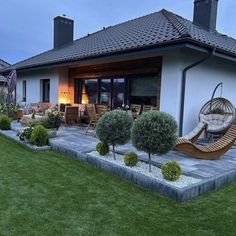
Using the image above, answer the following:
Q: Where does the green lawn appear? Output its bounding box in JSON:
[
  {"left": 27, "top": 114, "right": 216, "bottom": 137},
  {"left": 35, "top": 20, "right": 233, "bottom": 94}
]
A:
[{"left": 0, "top": 136, "right": 236, "bottom": 236}]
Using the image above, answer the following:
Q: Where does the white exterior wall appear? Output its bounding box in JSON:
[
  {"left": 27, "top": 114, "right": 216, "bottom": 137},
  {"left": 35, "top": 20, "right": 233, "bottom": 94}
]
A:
[
  {"left": 160, "top": 49, "right": 236, "bottom": 135},
  {"left": 16, "top": 69, "right": 59, "bottom": 104},
  {"left": 184, "top": 57, "right": 236, "bottom": 134},
  {"left": 160, "top": 50, "right": 184, "bottom": 123}
]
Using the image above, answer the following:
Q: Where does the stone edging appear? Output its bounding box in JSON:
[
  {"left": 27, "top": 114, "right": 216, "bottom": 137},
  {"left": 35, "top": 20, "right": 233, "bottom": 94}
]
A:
[{"left": 50, "top": 141, "right": 236, "bottom": 202}]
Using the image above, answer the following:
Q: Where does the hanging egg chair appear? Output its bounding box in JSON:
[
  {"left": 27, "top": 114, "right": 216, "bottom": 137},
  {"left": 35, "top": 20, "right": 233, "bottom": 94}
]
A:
[{"left": 199, "top": 83, "right": 236, "bottom": 134}]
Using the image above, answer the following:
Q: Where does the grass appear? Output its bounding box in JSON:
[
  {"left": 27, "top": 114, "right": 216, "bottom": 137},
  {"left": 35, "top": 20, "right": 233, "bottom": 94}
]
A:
[{"left": 0, "top": 136, "right": 236, "bottom": 236}]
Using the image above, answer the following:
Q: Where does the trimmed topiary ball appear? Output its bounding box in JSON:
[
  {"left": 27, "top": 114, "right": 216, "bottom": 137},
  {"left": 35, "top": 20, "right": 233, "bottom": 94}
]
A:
[
  {"left": 161, "top": 161, "right": 182, "bottom": 181},
  {"left": 0, "top": 115, "right": 11, "bottom": 130},
  {"left": 96, "top": 110, "right": 133, "bottom": 160},
  {"left": 124, "top": 152, "right": 138, "bottom": 166},
  {"left": 30, "top": 125, "right": 48, "bottom": 146},
  {"left": 96, "top": 142, "right": 109, "bottom": 156},
  {"left": 131, "top": 111, "right": 177, "bottom": 172}
]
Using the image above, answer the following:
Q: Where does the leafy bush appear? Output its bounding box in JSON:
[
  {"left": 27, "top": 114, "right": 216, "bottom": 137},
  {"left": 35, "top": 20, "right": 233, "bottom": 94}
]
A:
[
  {"left": 124, "top": 152, "right": 138, "bottom": 166},
  {"left": 17, "top": 126, "right": 34, "bottom": 141},
  {"left": 0, "top": 115, "right": 11, "bottom": 130},
  {"left": 131, "top": 111, "right": 177, "bottom": 172},
  {"left": 30, "top": 125, "right": 48, "bottom": 146},
  {"left": 96, "top": 142, "right": 109, "bottom": 156},
  {"left": 161, "top": 161, "right": 182, "bottom": 181},
  {"left": 96, "top": 110, "right": 133, "bottom": 160}
]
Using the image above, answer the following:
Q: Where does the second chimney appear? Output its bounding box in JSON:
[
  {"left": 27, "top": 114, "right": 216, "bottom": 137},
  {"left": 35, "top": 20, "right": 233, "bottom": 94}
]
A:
[
  {"left": 54, "top": 16, "right": 74, "bottom": 49},
  {"left": 193, "top": 0, "right": 219, "bottom": 31}
]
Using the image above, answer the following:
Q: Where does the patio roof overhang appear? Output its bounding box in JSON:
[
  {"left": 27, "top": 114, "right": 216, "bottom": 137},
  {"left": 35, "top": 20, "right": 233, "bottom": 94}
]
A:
[{"left": 3, "top": 38, "right": 236, "bottom": 75}]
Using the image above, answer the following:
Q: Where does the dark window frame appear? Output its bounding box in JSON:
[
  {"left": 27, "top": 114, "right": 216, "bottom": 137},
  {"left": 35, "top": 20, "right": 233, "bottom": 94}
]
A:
[
  {"left": 22, "top": 80, "right": 27, "bottom": 102},
  {"left": 74, "top": 73, "right": 160, "bottom": 108},
  {"left": 42, "top": 79, "right": 50, "bottom": 103}
]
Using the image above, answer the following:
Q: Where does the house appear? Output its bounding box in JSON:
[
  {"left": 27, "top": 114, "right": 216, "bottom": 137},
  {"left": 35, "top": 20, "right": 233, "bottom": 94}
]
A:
[
  {"left": 1, "top": 0, "right": 236, "bottom": 135},
  {"left": 0, "top": 59, "right": 10, "bottom": 93}
]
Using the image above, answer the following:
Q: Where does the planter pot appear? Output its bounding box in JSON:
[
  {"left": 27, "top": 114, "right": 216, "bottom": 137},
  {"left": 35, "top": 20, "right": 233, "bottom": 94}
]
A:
[{"left": 14, "top": 110, "right": 23, "bottom": 122}]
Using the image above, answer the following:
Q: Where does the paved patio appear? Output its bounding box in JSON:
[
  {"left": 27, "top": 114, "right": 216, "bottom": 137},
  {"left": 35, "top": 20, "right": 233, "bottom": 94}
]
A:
[
  {"left": 11, "top": 122, "right": 236, "bottom": 180},
  {"left": 47, "top": 125, "right": 236, "bottom": 180},
  {"left": 7, "top": 121, "right": 236, "bottom": 201}
]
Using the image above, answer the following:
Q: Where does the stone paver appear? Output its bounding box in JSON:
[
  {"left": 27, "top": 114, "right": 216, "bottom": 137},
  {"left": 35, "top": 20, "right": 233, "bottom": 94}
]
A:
[
  {"left": 7, "top": 121, "right": 236, "bottom": 201},
  {"left": 45, "top": 124, "right": 236, "bottom": 180}
]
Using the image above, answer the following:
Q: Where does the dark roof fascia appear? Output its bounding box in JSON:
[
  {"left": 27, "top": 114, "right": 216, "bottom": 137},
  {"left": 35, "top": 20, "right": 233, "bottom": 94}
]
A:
[
  {"left": 3, "top": 38, "right": 236, "bottom": 75},
  {"left": 184, "top": 38, "right": 236, "bottom": 62},
  {"left": 1, "top": 40, "right": 196, "bottom": 74}
]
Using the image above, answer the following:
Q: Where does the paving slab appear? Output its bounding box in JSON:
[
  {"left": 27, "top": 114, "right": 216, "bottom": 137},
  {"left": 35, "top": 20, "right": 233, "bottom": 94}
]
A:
[{"left": 5, "top": 122, "right": 236, "bottom": 201}]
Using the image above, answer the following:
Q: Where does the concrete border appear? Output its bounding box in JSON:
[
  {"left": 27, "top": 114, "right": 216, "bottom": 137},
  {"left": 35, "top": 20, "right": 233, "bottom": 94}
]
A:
[{"left": 50, "top": 141, "right": 236, "bottom": 201}]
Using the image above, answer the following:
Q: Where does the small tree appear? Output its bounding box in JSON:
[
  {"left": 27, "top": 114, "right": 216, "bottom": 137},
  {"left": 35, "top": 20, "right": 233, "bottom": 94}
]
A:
[
  {"left": 96, "top": 110, "right": 133, "bottom": 160},
  {"left": 131, "top": 111, "right": 177, "bottom": 172}
]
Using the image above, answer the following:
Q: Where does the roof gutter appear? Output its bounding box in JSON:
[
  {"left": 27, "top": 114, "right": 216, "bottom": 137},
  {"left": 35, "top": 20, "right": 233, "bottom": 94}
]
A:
[{"left": 179, "top": 48, "right": 215, "bottom": 137}]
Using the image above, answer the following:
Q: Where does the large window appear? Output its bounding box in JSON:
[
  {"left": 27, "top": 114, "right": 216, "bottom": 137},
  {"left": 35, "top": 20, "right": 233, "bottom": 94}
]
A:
[
  {"left": 113, "top": 78, "right": 125, "bottom": 108},
  {"left": 100, "top": 79, "right": 111, "bottom": 106},
  {"left": 129, "top": 76, "right": 158, "bottom": 106},
  {"left": 41, "top": 79, "right": 50, "bottom": 102},
  {"left": 22, "top": 80, "right": 26, "bottom": 102},
  {"left": 75, "top": 75, "right": 159, "bottom": 108}
]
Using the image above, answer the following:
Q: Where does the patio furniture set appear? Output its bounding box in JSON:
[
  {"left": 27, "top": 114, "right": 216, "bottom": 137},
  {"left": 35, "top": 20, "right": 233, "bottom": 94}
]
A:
[{"left": 15, "top": 94, "right": 236, "bottom": 161}]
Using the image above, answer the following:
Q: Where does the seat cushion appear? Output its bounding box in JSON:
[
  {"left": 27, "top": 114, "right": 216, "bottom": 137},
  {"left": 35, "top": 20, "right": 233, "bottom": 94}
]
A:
[{"left": 200, "top": 114, "right": 233, "bottom": 132}]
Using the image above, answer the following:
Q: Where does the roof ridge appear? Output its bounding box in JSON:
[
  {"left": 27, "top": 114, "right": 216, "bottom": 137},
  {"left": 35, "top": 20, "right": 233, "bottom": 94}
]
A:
[{"left": 161, "top": 9, "right": 191, "bottom": 38}]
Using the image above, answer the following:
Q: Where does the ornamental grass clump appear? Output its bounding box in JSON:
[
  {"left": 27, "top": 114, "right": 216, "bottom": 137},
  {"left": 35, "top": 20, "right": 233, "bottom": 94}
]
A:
[
  {"left": 96, "top": 110, "right": 133, "bottom": 160},
  {"left": 30, "top": 125, "right": 48, "bottom": 146},
  {"left": 131, "top": 111, "right": 177, "bottom": 172},
  {"left": 161, "top": 161, "right": 182, "bottom": 181},
  {"left": 124, "top": 152, "right": 138, "bottom": 167},
  {"left": 0, "top": 115, "right": 11, "bottom": 130},
  {"left": 96, "top": 142, "right": 109, "bottom": 156}
]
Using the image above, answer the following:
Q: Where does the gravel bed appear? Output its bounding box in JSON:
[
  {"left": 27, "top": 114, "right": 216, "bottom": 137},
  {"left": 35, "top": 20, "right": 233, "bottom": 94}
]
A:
[{"left": 88, "top": 151, "right": 201, "bottom": 189}]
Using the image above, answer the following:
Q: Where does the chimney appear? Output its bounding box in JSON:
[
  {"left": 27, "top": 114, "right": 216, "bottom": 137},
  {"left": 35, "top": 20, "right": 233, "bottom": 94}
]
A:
[
  {"left": 54, "top": 16, "right": 74, "bottom": 48},
  {"left": 193, "top": 0, "right": 219, "bottom": 31}
]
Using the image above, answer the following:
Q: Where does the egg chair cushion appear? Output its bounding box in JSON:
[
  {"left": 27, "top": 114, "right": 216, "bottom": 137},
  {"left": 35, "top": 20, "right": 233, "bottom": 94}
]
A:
[{"left": 200, "top": 114, "right": 233, "bottom": 133}]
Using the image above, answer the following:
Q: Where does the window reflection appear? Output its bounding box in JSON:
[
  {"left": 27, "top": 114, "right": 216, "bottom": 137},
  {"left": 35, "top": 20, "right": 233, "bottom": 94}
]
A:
[{"left": 100, "top": 79, "right": 111, "bottom": 106}]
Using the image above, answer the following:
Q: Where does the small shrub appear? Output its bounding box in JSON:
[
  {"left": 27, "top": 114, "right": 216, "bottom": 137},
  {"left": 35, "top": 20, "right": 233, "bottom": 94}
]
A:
[
  {"left": 30, "top": 125, "right": 48, "bottom": 146},
  {"left": 96, "top": 110, "right": 133, "bottom": 160},
  {"left": 0, "top": 115, "right": 11, "bottom": 130},
  {"left": 131, "top": 111, "right": 177, "bottom": 172},
  {"left": 124, "top": 152, "right": 138, "bottom": 166},
  {"left": 96, "top": 142, "right": 109, "bottom": 156},
  {"left": 161, "top": 161, "right": 182, "bottom": 181}
]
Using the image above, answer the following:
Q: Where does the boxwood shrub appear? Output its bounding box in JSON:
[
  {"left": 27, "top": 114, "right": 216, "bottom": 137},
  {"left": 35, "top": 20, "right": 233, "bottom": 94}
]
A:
[
  {"left": 30, "top": 125, "right": 48, "bottom": 146},
  {"left": 96, "top": 142, "right": 109, "bottom": 156},
  {"left": 161, "top": 161, "right": 182, "bottom": 181},
  {"left": 0, "top": 115, "right": 11, "bottom": 130},
  {"left": 124, "top": 152, "right": 138, "bottom": 167}
]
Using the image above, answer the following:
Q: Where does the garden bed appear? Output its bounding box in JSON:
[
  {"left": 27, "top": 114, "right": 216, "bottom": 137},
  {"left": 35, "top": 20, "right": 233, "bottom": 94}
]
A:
[{"left": 88, "top": 151, "right": 201, "bottom": 189}]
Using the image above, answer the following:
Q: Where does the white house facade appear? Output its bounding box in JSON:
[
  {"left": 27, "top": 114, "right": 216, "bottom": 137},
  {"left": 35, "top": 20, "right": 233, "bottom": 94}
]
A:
[{"left": 2, "top": 0, "right": 236, "bottom": 136}]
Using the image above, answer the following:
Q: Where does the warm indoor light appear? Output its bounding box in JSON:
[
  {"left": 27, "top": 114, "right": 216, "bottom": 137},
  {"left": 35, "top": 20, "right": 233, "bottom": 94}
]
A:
[
  {"left": 59, "top": 91, "right": 71, "bottom": 104},
  {"left": 81, "top": 83, "right": 89, "bottom": 104}
]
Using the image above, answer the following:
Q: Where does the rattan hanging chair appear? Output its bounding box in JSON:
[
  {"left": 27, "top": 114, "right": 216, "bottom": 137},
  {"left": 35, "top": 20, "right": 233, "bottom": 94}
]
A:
[{"left": 199, "top": 97, "right": 236, "bottom": 134}]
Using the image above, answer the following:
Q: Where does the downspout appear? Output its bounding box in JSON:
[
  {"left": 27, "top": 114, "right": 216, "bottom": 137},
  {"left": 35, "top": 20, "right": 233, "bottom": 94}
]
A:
[{"left": 179, "top": 48, "right": 215, "bottom": 137}]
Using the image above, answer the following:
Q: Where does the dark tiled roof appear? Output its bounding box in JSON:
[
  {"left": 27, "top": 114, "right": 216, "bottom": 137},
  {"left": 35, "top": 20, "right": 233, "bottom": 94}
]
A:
[
  {"left": 3, "top": 9, "right": 236, "bottom": 71},
  {"left": 0, "top": 59, "right": 10, "bottom": 70}
]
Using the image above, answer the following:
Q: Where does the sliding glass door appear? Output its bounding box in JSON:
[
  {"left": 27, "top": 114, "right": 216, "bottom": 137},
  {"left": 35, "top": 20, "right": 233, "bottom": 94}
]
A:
[{"left": 74, "top": 75, "right": 159, "bottom": 109}]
